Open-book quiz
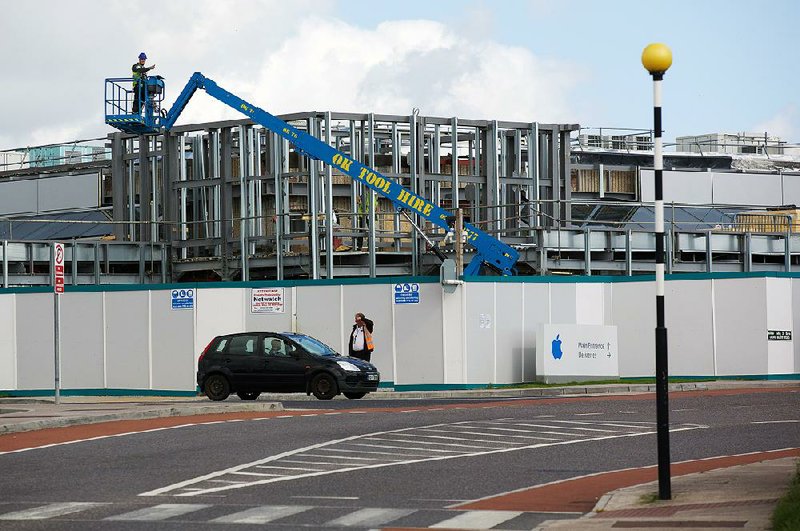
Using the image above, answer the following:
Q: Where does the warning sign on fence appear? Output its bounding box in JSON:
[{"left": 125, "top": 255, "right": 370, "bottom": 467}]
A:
[{"left": 251, "top": 287, "right": 285, "bottom": 314}]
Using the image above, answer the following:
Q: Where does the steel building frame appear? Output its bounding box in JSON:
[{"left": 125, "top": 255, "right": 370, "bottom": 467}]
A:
[{"left": 109, "top": 111, "right": 577, "bottom": 281}]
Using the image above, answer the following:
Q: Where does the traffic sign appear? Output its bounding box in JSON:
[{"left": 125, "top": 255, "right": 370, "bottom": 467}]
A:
[{"left": 54, "top": 243, "right": 64, "bottom": 294}]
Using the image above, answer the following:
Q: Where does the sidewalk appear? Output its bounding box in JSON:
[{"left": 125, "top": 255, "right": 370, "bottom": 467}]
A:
[
  {"left": 536, "top": 454, "right": 799, "bottom": 530},
  {"left": 0, "top": 395, "right": 283, "bottom": 434}
]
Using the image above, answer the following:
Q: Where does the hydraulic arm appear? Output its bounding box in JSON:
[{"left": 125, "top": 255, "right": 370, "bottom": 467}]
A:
[{"left": 106, "top": 72, "right": 519, "bottom": 275}]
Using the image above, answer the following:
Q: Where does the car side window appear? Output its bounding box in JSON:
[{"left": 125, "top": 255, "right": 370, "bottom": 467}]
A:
[
  {"left": 264, "top": 337, "right": 288, "bottom": 357},
  {"left": 214, "top": 338, "right": 228, "bottom": 352},
  {"left": 227, "top": 335, "right": 259, "bottom": 356}
]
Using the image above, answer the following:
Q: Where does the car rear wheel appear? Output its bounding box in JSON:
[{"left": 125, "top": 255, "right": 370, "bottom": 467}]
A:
[
  {"left": 311, "top": 373, "right": 338, "bottom": 400},
  {"left": 204, "top": 374, "right": 231, "bottom": 401},
  {"left": 236, "top": 391, "right": 260, "bottom": 401},
  {"left": 343, "top": 392, "right": 366, "bottom": 399}
]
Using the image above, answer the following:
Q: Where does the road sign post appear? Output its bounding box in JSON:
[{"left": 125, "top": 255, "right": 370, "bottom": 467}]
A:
[{"left": 53, "top": 242, "right": 64, "bottom": 405}]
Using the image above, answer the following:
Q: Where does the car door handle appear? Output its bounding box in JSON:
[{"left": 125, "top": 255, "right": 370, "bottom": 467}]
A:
[{"left": 224, "top": 358, "right": 231, "bottom": 363}]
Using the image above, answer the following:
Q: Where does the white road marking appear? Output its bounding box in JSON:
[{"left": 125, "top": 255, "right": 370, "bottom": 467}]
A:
[
  {"left": 356, "top": 440, "right": 465, "bottom": 453},
  {"left": 377, "top": 435, "right": 501, "bottom": 450},
  {"left": 140, "top": 420, "right": 707, "bottom": 497},
  {"left": 325, "top": 507, "right": 415, "bottom": 527},
  {"left": 256, "top": 465, "right": 320, "bottom": 472},
  {"left": 419, "top": 428, "right": 543, "bottom": 442},
  {"left": 299, "top": 453, "right": 381, "bottom": 461},
  {"left": 290, "top": 496, "right": 359, "bottom": 500},
  {"left": 574, "top": 412, "right": 604, "bottom": 416},
  {"left": 210, "top": 505, "right": 312, "bottom": 524},
  {"left": 499, "top": 422, "right": 617, "bottom": 434},
  {"left": 431, "top": 510, "right": 521, "bottom": 529},
  {"left": 752, "top": 420, "right": 799, "bottom": 424},
  {"left": 0, "top": 502, "right": 106, "bottom": 520},
  {"left": 105, "top": 503, "right": 210, "bottom": 521},
  {"left": 552, "top": 420, "right": 658, "bottom": 429}
]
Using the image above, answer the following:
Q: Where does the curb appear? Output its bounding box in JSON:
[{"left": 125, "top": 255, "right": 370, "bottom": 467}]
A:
[{"left": 0, "top": 402, "right": 284, "bottom": 435}]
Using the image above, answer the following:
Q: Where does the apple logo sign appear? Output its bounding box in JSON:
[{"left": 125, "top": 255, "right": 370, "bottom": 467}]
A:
[{"left": 551, "top": 334, "right": 563, "bottom": 360}]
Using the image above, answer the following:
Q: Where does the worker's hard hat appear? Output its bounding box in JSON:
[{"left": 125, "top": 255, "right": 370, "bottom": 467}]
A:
[{"left": 138, "top": 52, "right": 147, "bottom": 60}]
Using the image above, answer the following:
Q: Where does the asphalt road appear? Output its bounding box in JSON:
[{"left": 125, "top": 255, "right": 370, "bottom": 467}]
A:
[{"left": 0, "top": 389, "right": 798, "bottom": 530}]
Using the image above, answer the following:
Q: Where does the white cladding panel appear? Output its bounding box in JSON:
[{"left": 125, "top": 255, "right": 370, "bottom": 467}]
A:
[
  {"left": 60, "top": 292, "right": 104, "bottom": 389},
  {"left": 298, "top": 285, "right": 342, "bottom": 350},
  {"left": 713, "top": 278, "right": 767, "bottom": 375},
  {"left": 196, "top": 288, "right": 245, "bottom": 358},
  {"left": 640, "top": 170, "right": 713, "bottom": 203},
  {"left": 393, "top": 283, "right": 443, "bottom": 385},
  {"left": 612, "top": 281, "right": 655, "bottom": 377},
  {"left": 0, "top": 295, "right": 15, "bottom": 390},
  {"left": 151, "top": 289, "right": 196, "bottom": 390},
  {"left": 765, "top": 278, "right": 794, "bottom": 375},
  {"left": 712, "top": 173, "right": 782, "bottom": 206},
  {"left": 15, "top": 293, "right": 53, "bottom": 389},
  {"left": 575, "top": 283, "right": 604, "bottom": 324},
  {"left": 793, "top": 279, "right": 800, "bottom": 373},
  {"left": 523, "top": 283, "right": 551, "bottom": 381},
  {"left": 105, "top": 291, "right": 149, "bottom": 389},
  {"left": 495, "top": 283, "right": 523, "bottom": 383},
  {"left": 550, "top": 283, "right": 577, "bottom": 323},
  {"left": 442, "top": 289, "right": 465, "bottom": 384},
  {"left": 664, "top": 279, "right": 714, "bottom": 376},
  {"left": 464, "top": 283, "right": 495, "bottom": 383},
  {"left": 781, "top": 174, "right": 800, "bottom": 206},
  {"left": 0, "top": 180, "right": 37, "bottom": 216},
  {"left": 38, "top": 172, "right": 100, "bottom": 212}
]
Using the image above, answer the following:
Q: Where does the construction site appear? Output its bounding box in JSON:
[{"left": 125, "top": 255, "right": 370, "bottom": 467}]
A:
[{"left": 1, "top": 74, "right": 800, "bottom": 287}]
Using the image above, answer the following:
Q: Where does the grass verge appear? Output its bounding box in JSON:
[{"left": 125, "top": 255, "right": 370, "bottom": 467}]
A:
[{"left": 772, "top": 460, "right": 800, "bottom": 531}]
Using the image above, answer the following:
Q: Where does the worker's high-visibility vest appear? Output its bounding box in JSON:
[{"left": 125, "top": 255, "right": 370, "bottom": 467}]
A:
[
  {"left": 365, "top": 329, "right": 374, "bottom": 351},
  {"left": 132, "top": 64, "right": 146, "bottom": 88},
  {"left": 358, "top": 192, "right": 372, "bottom": 215}
]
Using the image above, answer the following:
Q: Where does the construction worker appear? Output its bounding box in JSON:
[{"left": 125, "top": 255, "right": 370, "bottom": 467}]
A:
[
  {"left": 131, "top": 52, "right": 156, "bottom": 114},
  {"left": 355, "top": 190, "right": 372, "bottom": 250}
]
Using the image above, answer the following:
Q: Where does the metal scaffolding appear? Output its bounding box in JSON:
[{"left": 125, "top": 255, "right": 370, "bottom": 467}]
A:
[{"left": 108, "top": 111, "right": 578, "bottom": 281}]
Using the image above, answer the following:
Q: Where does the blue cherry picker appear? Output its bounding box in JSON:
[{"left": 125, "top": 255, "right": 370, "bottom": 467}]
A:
[{"left": 104, "top": 72, "right": 519, "bottom": 276}]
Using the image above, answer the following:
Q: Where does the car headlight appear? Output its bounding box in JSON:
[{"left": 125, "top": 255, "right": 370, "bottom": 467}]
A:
[{"left": 337, "top": 360, "right": 361, "bottom": 372}]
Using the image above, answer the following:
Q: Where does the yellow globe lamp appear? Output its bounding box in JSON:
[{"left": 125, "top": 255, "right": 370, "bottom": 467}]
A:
[{"left": 641, "top": 43, "right": 672, "bottom": 75}]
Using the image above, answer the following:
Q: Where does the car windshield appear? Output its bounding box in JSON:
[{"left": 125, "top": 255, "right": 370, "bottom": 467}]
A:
[{"left": 284, "top": 333, "right": 339, "bottom": 357}]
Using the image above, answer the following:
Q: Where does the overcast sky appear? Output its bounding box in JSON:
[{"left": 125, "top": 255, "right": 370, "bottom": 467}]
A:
[{"left": 1, "top": 0, "right": 797, "bottom": 151}]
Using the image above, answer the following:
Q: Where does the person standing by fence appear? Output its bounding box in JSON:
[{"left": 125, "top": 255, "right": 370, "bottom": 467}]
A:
[{"left": 348, "top": 312, "right": 374, "bottom": 362}]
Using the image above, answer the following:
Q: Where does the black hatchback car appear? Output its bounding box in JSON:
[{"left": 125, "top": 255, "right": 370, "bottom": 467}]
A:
[{"left": 197, "top": 332, "right": 380, "bottom": 401}]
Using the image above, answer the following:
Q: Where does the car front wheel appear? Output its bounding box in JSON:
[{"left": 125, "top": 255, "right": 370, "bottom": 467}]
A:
[
  {"left": 343, "top": 392, "right": 366, "bottom": 399},
  {"left": 237, "top": 391, "right": 260, "bottom": 401},
  {"left": 311, "top": 373, "right": 338, "bottom": 400},
  {"left": 204, "top": 374, "right": 231, "bottom": 401}
]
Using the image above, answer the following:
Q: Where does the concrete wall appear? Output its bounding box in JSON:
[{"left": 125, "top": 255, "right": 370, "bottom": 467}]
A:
[{"left": 1, "top": 274, "right": 798, "bottom": 394}]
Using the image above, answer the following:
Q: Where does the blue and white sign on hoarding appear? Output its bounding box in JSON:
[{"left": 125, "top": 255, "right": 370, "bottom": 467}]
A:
[
  {"left": 171, "top": 288, "right": 194, "bottom": 310},
  {"left": 393, "top": 283, "right": 420, "bottom": 304},
  {"left": 536, "top": 323, "right": 618, "bottom": 383}
]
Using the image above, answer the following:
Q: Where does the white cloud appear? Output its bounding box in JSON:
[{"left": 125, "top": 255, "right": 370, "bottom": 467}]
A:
[
  {"left": 752, "top": 105, "right": 799, "bottom": 144},
  {"left": 0, "top": 3, "right": 584, "bottom": 150},
  {"left": 199, "top": 17, "right": 585, "bottom": 124}
]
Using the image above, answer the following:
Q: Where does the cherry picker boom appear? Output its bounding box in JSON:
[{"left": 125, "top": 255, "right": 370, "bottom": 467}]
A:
[{"left": 104, "top": 72, "right": 520, "bottom": 275}]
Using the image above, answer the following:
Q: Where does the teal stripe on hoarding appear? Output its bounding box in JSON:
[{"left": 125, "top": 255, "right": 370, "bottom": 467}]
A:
[{"left": 3, "top": 271, "right": 800, "bottom": 295}]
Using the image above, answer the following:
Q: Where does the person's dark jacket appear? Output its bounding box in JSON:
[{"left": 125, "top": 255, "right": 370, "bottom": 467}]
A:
[{"left": 348, "top": 317, "right": 374, "bottom": 357}]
